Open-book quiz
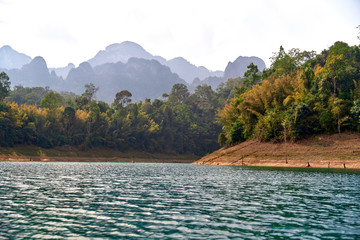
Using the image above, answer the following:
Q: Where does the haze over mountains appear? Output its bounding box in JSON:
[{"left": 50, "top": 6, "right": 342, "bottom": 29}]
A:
[
  {"left": 87, "top": 41, "right": 224, "bottom": 83},
  {"left": 195, "top": 56, "right": 266, "bottom": 90},
  {"left": 0, "top": 42, "right": 266, "bottom": 103},
  {"left": 0, "top": 45, "right": 32, "bottom": 69},
  {"left": 66, "top": 59, "right": 185, "bottom": 103}
]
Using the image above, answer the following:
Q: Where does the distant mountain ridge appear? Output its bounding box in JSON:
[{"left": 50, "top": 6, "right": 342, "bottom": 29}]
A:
[
  {"left": 88, "top": 41, "right": 153, "bottom": 66},
  {"left": 49, "top": 63, "right": 75, "bottom": 79},
  {"left": 192, "top": 56, "right": 266, "bottom": 90},
  {"left": 166, "top": 57, "right": 223, "bottom": 82},
  {"left": 88, "top": 41, "right": 224, "bottom": 83},
  {"left": 88, "top": 42, "right": 266, "bottom": 88},
  {"left": 66, "top": 58, "right": 186, "bottom": 102},
  {"left": 224, "top": 56, "right": 266, "bottom": 80},
  {"left": 0, "top": 42, "right": 267, "bottom": 102},
  {"left": 1, "top": 55, "right": 186, "bottom": 103},
  {"left": 0, "top": 45, "right": 32, "bottom": 69},
  {"left": 1, "top": 56, "right": 64, "bottom": 91}
]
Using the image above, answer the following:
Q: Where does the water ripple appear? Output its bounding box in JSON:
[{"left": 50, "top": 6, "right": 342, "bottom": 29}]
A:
[{"left": 0, "top": 162, "right": 359, "bottom": 239}]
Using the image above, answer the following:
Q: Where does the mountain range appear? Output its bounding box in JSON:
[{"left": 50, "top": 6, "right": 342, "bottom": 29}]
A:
[
  {"left": 0, "top": 42, "right": 266, "bottom": 103},
  {"left": 0, "top": 45, "right": 32, "bottom": 69},
  {"left": 66, "top": 58, "right": 185, "bottom": 103},
  {"left": 87, "top": 41, "right": 224, "bottom": 83},
  {"left": 194, "top": 56, "right": 266, "bottom": 90}
]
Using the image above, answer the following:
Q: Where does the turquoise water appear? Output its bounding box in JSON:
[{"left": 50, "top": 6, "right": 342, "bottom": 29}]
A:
[{"left": 0, "top": 162, "right": 359, "bottom": 239}]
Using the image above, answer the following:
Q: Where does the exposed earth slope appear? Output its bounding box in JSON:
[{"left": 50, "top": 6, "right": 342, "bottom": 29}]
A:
[{"left": 193, "top": 133, "right": 360, "bottom": 169}]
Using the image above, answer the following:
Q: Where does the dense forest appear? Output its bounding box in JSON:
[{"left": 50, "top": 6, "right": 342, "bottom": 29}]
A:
[
  {"left": 0, "top": 74, "right": 240, "bottom": 155},
  {"left": 218, "top": 41, "right": 360, "bottom": 146},
  {"left": 0, "top": 41, "right": 359, "bottom": 156}
]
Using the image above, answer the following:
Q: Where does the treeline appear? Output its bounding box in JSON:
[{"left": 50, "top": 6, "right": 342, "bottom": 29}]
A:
[
  {"left": 0, "top": 73, "right": 243, "bottom": 155},
  {"left": 2, "top": 40, "right": 358, "bottom": 155},
  {"left": 218, "top": 41, "right": 360, "bottom": 145}
]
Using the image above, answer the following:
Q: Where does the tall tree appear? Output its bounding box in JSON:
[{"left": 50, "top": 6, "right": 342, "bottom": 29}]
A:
[
  {"left": 168, "top": 83, "right": 190, "bottom": 105},
  {"left": 82, "top": 83, "right": 99, "bottom": 101},
  {"left": 40, "top": 91, "right": 64, "bottom": 109},
  {"left": 243, "top": 63, "right": 261, "bottom": 87},
  {"left": 0, "top": 72, "right": 11, "bottom": 102},
  {"left": 113, "top": 90, "right": 132, "bottom": 108}
]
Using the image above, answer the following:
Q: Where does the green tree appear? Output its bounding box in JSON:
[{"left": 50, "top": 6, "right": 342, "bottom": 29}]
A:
[
  {"left": 192, "top": 85, "right": 217, "bottom": 111},
  {"left": 113, "top": 90, "right": 132, "bottom": 108},
  {"left": 329, "top": 96, "right": 349, "bottom": 133},
  {"left": 75, "top": 96, "right": 89, "bottom": 110},
  {"left": 82, "top": 83, "right": 99, "bottom": 101},
  {"left": 270, "top": 46, "right": 315, "bottom": 76},
  {"left": 0, "top": 103, "right": 21, "bottom": 146},
  {"left": 218, "top": 132, "right": 227, "bottom": 147},
  {"left": 7, "top": 85, "right": 49, "bottom": 106},
  {"left": 63, "top": 106, "right": 76, "bottom": 144},
  {"left": 320, "top": 42, "right": 358, "bottom": 96},
  {"left": 0, "top": 72, "right": 11, "bottom": 101},
  {"left": 40, "top": 91, "right": 64, "bottom": 109},
  {"left": 168, "top": 83, "right": 190, "bottom": 105},
  {"left": 243, "top": 63, "right": 261, "bottom": 87}
]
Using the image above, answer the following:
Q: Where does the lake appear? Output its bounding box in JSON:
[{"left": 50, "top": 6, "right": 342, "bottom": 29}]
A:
[{"left": 0, "top": 162, "right": 359, "bottom": 239}]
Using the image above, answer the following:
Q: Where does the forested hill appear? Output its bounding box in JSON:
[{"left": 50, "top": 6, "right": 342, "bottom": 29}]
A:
[
  {"left": 218, "top": 41, "right": 360, "bottom": 146},
  {"left": 0, "top": 41, "right": 359, "bottom": 157},
  {"left": 0, "top": 76, "right": 237, "bottom": 155}
]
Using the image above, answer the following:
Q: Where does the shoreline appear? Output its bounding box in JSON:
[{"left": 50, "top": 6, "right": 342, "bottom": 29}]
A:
[
  {"left": 0, "top": 145, "right": 199, "bottom": 163},
  {"left": 193, "top": 133, "right": 360, "bottom": 169},
  {"left": 2, "top": 155, "right": 360, "bottom": 170},
  {"left": 193, "top": 158, "right": 360, "bottom": 169},
  {"left": 3, "top": 133, "right": 360, "bottom": 169},
  {"left": 0, "top": 155, "right": 195, "bottom": 163}
]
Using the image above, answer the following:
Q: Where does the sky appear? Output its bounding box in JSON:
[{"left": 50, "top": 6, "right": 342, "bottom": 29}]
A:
[{"left": 0, "top": 0, "right": 359, "bottom": 71}]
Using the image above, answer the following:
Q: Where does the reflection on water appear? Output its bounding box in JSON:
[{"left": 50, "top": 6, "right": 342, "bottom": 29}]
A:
[{"left": 0, "top": 162, "right": 359, "bottom": 239}]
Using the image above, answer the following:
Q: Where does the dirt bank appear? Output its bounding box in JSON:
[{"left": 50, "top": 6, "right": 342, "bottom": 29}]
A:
[{"left": 193, "top": 133, "right": 360, "bottom": 169}]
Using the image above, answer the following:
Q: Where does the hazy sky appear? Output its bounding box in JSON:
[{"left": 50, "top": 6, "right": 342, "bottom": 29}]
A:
[{"left": 0, "top": 0, "right": 359, "bottom": 70}]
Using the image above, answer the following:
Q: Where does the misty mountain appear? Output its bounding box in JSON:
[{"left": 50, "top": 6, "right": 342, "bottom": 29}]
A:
[
  {"left": 1, "top": 44, "right": 267, "bottom": 103},
  {"left": 166, "top": 57, "right": 223, "bottom": 83},
  {"left": 2, "top": 54, "right": 186, "bottom": 103},
  {"left": 1, "top": 56, "right": 64, "bottom": 90},
  {"left": 192, "top": 56, "right": 267, "bottom": 90},
  {"left": 65, "top": 58, "right": 186, "bottom": 103},
  {"left": 49, "top": 63, "right": 75, "bottom": 79},
  {"left": 191, "top": 76, "right": 225, "bottom": 91},
  {"left": 224, "top": 56, "right": 266, "bottom": 80},
  {"left": 88, "top": 41, "right": 223, "bottom": 83},
  {"left": 0, "top": 45, "right": 32, "bottom": 69},
  {"left": 88, "top": 41, "right": 153, "bottom": 66},
  {"left": 65, "top": 62, "right": 96, "bottom": 94}
]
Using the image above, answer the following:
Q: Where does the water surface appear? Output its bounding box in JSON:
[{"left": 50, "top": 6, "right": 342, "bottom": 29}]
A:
[{"left": 0, "top": 162, "right": 359, "bottom": 239}]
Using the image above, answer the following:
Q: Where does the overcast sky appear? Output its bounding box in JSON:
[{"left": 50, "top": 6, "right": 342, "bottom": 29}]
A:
[{"left": 0, "top": 0, "right": 359, "bottom": 70}]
